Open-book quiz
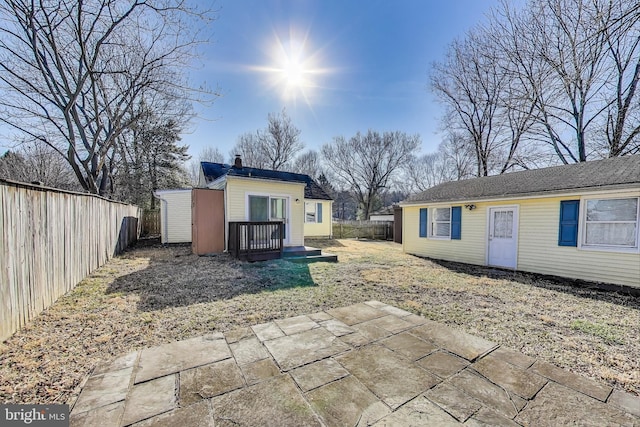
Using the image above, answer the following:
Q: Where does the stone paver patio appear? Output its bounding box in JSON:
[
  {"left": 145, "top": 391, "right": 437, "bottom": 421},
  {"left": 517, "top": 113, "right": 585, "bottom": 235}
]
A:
[{"left": 70, "top": 301, "right": 640, "bottom": 426}]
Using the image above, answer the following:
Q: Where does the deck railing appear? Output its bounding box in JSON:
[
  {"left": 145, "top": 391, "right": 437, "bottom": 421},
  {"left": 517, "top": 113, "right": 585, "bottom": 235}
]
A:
[{"left": 228, "top": 221, "right": 284, "bottom": 261}]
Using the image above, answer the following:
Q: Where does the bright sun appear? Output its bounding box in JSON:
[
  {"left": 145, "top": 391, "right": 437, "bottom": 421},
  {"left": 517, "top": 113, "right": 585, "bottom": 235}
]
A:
[{"left": 253, "top": 31, "right": 332, "bottom": 104}]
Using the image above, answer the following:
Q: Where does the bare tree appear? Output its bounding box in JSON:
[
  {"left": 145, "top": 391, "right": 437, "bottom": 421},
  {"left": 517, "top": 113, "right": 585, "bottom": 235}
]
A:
[
  {"left": 321, "top": 130, "right": 420, "bottom": 220},
  {"left": 0, "top": 0, "right": 215, "bottom": 195},
  {"left": 431, "top": 30, "right": 516, "bottom": 176},
  {"left": 291, "top": 150, "right": 321, "bottom": 178},
  {"left": 0, "top": 143, "right": 78, "bottom": 189},
  {"left": 230, "top": 109, "right": 304, "bottom": 170},
  {"left": 596, "top": 0, "right": 640, "bottom": 156}
]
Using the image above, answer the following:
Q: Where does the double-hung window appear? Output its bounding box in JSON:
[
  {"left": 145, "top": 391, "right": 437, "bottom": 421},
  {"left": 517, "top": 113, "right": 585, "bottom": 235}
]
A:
[
  {"left": 431, "top": 207, "right": 451, "bottom": 238},
  {"left": 305, "top": 202, "right": 323, "bottom": 223},
  {"left": 582, "top": 197, "right": 639, "bottom": 250}
]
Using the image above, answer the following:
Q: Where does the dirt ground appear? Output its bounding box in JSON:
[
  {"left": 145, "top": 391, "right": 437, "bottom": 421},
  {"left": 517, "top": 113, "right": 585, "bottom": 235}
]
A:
[{"left": 1, "top": 238, "right": 638, "bottom": 405}]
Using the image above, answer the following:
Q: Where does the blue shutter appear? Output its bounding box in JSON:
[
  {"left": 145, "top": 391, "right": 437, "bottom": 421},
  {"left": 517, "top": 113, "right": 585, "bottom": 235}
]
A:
[
  {"left": 419, "top": 208, "right": 428, "bottom": 237},
  {"left": 558, "top": 200, "right": 580, "bottom": 246},
  {"left": 317, "top": 203, "right": 323, "bottom": 223},
  {"left": 451, "top": 206, "right": 462, "bottom": 240}
]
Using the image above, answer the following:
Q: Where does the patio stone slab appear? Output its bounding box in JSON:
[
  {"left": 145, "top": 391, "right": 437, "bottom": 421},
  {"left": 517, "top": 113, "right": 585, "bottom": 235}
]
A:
[
  {"left": 446, "top": 369, "right": 524, "bottom": 419},
  {"left": 365, "top": 314, "right": 414, "bottom": 333},
  {"left": 380, "top": 331, "right": 438, "bottom": 361},
  {"left": 378, "top": 304, "right": 412, "bottom": 317},
  {"left": 306, "top": 375, "right": 382, "bottom": 426},
  {"left": 417, "top": 351, "right": 470, "bottom": 379},
  {"left": 337, "top": 345, "right": 441, "bottom": 409},
  {"left": 251, "top": 321, "right": 285, "bottom": 342},
  {"left": 351, "top": 321, "right": 393, "bottom": 342},
  {"left": 487, "top": 346, "right": 536, "bottom": 369},
  {"left": 92, "top": 351, "right": 139, "bottom": 376},
  {"left": 320, "top": 318, "right": 355, "bottom": 336},
  {"left": 515, "top": 382, "right": 638, "bottom": 427},
  {"left": 425, "top": 382, "right": 483, "bottom": 422},
  {"left": 473, "top": 353, "right": 547, "bottom": 399},
  {"left": 263, "top": 327, "right": 350, "bottom": 371},
  {"left": 308, "top": 311, "right": 333, "bottom": 322},
  {"left": 464, "top": 407, "right": 522, "bottom": 427},
  {"left": 404, "top": 313, "right": 428, "bottom": 325},
  {"left": 363, "top": 300, "right": 387, "bottom": 308},
  {"left": 528, "top": 359, "right": 613, "bottom": 402},
  {"left": 229, "top": 337, "right": 270, "bottom": 365},
  {"left": 410, "top": 322, "right": 498, "bottom": 361},
  {"left": 274, "top": 315, "right": 318, "bottom": 335},
  {"left": 373, "top": 395, "right": 461, "bottom": 426},
  {"left": 337, "top": 332, "right": 371, "bottom": 347},
  {"left": 326, "top": 303, "right": 386, "bottom": 326},
  {"left": 72, "top": 367, "right": 133, "bottom": 414},
  {"left": 179, "top": 359, "right": 245, "bottom": 405},
  {"left": 290, "top": 358, "right": 350, "bottom": 392},
  {"left": 135, "top": 336, "right": 231, "bottom": 383},
  {"left": 131, "top": 400, "right": 213, "bottom": 427},
  {"left": 70, "top": 401, "right": 124, "bottom": 427},
  {"left": 608, "top": 390, "right": 640, "bottom": 417},
  {"left": 224, "top": 327, "right": 254, "bottom": 344},
  {"left": 239, "top": 358, "right": 281, "bottom": 385},
  {"left": 121, "top": 375, "right": 177, "bottom": 426},
  {"left": 211, "top": 375, "right": 321, "bottom": 426}
]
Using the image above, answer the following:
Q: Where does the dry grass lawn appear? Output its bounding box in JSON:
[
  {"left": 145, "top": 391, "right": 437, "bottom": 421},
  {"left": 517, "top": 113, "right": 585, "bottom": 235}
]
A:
[{"left": 1, "top": 238, "right": 638, "bottom": 406}]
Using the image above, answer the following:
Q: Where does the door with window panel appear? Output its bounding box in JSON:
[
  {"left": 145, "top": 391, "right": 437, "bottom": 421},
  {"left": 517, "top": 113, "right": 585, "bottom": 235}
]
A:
[{"left": 488, "top": 207, "right": 518, "bottom": 268}]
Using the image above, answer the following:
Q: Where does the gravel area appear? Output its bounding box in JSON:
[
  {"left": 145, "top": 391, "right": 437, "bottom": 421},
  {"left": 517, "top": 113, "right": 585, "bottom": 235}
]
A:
[{"left": 1, "top": 238, "right": 638, "bottom": 405}]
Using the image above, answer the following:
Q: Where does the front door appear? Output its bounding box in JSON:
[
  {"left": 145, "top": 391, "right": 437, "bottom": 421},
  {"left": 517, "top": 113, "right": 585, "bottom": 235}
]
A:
[
  {"left": 488, "top": 206, "right": 518, "bottom": 269},
  {"left": 270, "top": 197, "right": 288, "bottom": 241}
]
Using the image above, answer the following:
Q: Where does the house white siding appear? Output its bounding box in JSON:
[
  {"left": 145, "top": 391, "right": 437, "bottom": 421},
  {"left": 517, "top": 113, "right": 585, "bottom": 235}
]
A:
[
  {"left": 403, "top": 189, "right": 640, "bottom": 288},
  {"left": 156, "top": 190, "right": 192, "bottom": 244}
]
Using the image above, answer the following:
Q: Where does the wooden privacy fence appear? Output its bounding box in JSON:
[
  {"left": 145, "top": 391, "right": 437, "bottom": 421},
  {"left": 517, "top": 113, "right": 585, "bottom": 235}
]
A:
[
  {"left": 332, "top": 221, "right": 394, "bottom": 240},
  {"left": 0, "top": 179, "right": 140, "bottom": 342},
  {"left": 142, "top": 209, "right": 161, "bottom": 236}
]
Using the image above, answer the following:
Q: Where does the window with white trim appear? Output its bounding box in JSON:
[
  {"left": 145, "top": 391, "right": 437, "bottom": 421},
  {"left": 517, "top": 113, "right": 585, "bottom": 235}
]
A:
[
  {"left": 305, "top": 202, "right": 317, "bottom": 223},
  {"left": 430, "top": 207, "right": 451, "bottom": 238},
  {"left": 582, "top": 197, "right": 639, "bottom": 249}
]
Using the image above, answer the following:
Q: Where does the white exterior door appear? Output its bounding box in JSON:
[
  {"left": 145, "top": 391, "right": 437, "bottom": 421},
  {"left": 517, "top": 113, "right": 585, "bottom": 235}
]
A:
[{"left": 487, "top": 206, "right": 518, "bottom": 269}]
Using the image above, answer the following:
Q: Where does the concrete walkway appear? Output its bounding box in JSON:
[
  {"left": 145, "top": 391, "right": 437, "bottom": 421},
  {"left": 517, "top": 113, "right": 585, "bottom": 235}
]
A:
[{"left": 70, "top": 301, "right": 640, "bottom": 426}]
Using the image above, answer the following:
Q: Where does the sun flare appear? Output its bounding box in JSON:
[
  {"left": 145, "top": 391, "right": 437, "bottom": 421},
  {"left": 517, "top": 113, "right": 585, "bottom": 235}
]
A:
[{"left": 253, "top": 29, "right": 333, "bottom": 104}]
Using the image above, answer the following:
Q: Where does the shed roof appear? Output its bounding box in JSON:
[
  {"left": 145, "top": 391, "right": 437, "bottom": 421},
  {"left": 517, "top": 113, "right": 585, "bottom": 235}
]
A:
[
  {"left": 201, "top": 162, "right": 333, "bottom": 200},
  {"left": 404, "top": 155, "right": 640, "bottom": 204}
]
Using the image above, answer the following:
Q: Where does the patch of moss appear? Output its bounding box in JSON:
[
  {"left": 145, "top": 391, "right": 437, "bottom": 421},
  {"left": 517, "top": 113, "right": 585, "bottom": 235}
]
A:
[{"left": 570, "top": 320, "right": 624, "bottom": 345}]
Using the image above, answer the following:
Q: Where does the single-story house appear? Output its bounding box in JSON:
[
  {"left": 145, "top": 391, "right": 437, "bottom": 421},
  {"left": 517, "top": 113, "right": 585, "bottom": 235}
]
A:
[
  {"left": 400, "top": 155, "right": 640, "bottom": 288},
  {"left": 155, "top": 156, "right": 333, "bottom": 250}
]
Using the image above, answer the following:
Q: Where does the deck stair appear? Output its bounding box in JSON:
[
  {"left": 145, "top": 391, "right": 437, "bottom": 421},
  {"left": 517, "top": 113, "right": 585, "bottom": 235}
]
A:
[{"left": 282, "top": 246, "right": 338, "bottom": 263}]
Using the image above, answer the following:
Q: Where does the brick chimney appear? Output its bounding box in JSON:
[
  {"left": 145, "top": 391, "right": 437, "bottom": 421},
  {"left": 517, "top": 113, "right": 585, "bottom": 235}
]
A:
[{"left": 233, "top": 154, "right": 242, "bottom": 169}]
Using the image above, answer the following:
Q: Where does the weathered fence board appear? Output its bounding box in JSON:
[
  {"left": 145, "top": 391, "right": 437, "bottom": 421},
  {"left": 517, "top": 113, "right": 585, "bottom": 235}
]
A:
[
  {"left": 332, "top": 221, "right": 394, "bottom": 240},
  {"left": 0, "top": 179, "right": 140, "bottom": 342},
  {"left": 142, "top": 209, "right": 161, "bottom": 236}
]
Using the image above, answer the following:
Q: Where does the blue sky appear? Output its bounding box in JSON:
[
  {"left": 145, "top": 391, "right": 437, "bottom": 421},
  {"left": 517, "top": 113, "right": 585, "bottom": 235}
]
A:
[{"left": 184, "top": 0, "right": 504, "bottom": 160}]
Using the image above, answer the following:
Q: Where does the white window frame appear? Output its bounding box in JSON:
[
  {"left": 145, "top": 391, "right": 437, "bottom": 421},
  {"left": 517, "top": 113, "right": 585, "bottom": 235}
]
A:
[
  {"left": 305, "top": 202, "right": 317, "bottom": 223},
  {"left": 429, "top": 207, "right": 451, "bottom": 239},
  {"left": 578, "top": 196, "right": 640, "bottom": 253}
]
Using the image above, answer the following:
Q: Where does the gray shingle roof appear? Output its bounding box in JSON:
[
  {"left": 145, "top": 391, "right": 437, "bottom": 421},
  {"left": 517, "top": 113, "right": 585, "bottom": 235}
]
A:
[{"left": 404, "top": 155, "right": 640, "bottom": 204}]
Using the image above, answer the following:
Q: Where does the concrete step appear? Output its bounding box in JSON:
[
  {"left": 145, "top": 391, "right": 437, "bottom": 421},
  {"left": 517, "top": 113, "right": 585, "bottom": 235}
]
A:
[
  {"left": 282, "top": 247, "right": 322, "bottom": 258},
  {"left": 286, "top": 253, "right": 338, "bottom": 263}
]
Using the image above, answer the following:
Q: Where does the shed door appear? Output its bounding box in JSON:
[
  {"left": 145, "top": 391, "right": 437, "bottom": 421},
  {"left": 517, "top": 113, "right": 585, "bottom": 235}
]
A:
[{"left": 488, "top": 207, "right": 518, "bottom": 269}]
